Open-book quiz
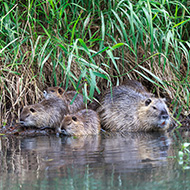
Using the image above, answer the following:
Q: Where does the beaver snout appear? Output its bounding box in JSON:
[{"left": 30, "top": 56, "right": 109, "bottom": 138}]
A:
[
  {"left": 19, "top": 113, "right": 30, "bottom": 124},
  {"left": 160, "top": 109, "right": 169, "bottom": 120},
  {"left": 61, "top": 129, "right": 70, "bottom": 136},
  {"left": 19, "top": 118, "right": 26, "bottom": 125},
  {"left": 161, "top": 115, "right": 169, "bottom": 120},
  {"left": 19, "top": 121, "right": 25, "bottom": 125}
]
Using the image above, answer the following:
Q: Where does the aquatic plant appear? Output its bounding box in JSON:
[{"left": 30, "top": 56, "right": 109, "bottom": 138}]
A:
[
  {"left": 177, "top": 142, "right": 190, "bottom": 170},
  {"left": 0, "top": 0, "right": 189, "bottom": 125}
]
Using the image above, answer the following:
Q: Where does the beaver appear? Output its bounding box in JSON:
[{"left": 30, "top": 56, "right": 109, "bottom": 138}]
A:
[
  {"left": 20, "top": 97, "right": 68, "bottom": 133},
  {"left": 98, "top": 84, "right": 170, "bottom": 132},
  {"left": 88, "top": 80, "right": 152, "bottom": 111},
  {"left": 43, "top": 87, "right": 85, "bottom": 113},
  {"left": 124, "top": 79, "right": 153, "bottom": 97},
  {"left": 60, "top": 109, "right": 101, "bottom": 136}
]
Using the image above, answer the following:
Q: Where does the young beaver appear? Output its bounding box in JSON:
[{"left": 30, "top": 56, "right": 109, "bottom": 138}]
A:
[
  {"left": 20, "top": 97, "right": 68, "bottom": 133},
  {"left": 60, "top": 109, "right": 101, "bottom": 136},
  {"left": 98, "top": 84, "right": 170, "bottom": 132},
  {"left": 43, "top": 87, "right": 85, "bottom": 114}
]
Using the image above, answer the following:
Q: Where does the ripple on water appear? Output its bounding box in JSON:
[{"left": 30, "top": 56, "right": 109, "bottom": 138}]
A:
[{"left": 0, "top": 130, "right": 189, "bottom": 190}]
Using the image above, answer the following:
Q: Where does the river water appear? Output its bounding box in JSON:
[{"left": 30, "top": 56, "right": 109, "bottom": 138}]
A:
[{"left": 0, "top": 131, "right": 190, "bottom": 190}]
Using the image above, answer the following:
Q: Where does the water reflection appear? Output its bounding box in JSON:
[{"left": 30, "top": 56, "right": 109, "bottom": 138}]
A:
[
  {"left": 0, "top": 131, "right": 189, "bottom": 189},
  {"left": 101, "top": 132, "right": 171, "bottom": 172}
]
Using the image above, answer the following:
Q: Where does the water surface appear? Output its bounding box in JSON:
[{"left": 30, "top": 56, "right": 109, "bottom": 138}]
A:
[{"left": 0, "top": 131, "right": 189, "bottom": 190}]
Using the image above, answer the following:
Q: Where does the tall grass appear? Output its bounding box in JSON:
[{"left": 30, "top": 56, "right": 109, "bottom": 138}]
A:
[{"left": 0, "top": 0, "right": 189, "bottom": 126}]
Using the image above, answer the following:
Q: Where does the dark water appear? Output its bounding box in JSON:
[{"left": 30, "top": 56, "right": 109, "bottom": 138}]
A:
[{"left": 0, "top": 131, "right": 190, "bottom": 190}]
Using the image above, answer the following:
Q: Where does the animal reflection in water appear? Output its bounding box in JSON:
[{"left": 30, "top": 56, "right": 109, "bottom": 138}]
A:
[
  {"left": 102, "top": 132, "right": 171, "bottom": 170},
  {"left": 0, "top": 132, "right": 172, "bottom": 182}
]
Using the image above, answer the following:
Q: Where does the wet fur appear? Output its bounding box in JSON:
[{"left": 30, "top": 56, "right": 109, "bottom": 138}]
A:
[
  {"left": 61, "top": 109, "right": 101, "bottom": 136},
  {"left": 44, "top": 87, "right": 85, "bottom": 113},
  {"left": 98, "top": 83, "right": 170, "bottom": 132},
  {"left": 20, "top": 97, "right": 68, "bottom": 133},
  {"left": 124, "top": 80, "right": 153, "bottom": 97}
]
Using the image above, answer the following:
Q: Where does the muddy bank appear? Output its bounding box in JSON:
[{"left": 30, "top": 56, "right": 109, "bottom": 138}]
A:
[
  {"left": 0, "top": 115, "right": 189, "bottom": 137},
  {"left": 0, "top": 124, "right": 55, "bottom": 137}
]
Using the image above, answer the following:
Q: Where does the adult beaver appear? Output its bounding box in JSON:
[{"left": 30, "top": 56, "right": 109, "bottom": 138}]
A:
[
  {"left": 124, "top": 79, "right": 153, "bottom": 97},
  {"left": 20, "top": 97, "right": 68, "bottom": 134},
  {"left": 43, "top": 87, "right": 85, "bottom": 113},
  {"left": 98, "top": 82, "right": 170, "bottom": 132},
  {"left": 61, "top": 109, "right": 101, "bottom": 136}
]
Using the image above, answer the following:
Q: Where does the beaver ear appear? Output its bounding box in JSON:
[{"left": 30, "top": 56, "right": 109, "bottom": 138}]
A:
[
  {"left": 58, "top": 88, "right": 64, "bottom": 95},
  {"left": 145, "top": 98, "right": 152, "bottom": 106},
  {"left": 72, "top": 116, "right": 77, "bottom": 122},
  {"left": 30, "top": 108, "right": 36, "bottom": 113}
]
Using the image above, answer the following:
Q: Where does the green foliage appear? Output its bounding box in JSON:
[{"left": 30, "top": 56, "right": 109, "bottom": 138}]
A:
[
  {"left": 171, "top": 130, "right": 190, "bottom": 169},
  {"left": 178, "top": 142, "right": 190, "bottom": 170},
  {"left": 0, "top": 0, "right": 189, "bottom": 124}
]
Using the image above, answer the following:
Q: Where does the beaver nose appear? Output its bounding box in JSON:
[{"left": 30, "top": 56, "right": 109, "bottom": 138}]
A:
[
  {"left": 160, "top": 109, "right": 169, "bottom": 119},
  {"left": 61, "top": 129, "right": 68, "bottom": 136},
  {"left": 161, "top": 115, "right": 169, "bottom": 120},
  {"left": 19, "top": 120, "right": 25, "bottom": 125}
]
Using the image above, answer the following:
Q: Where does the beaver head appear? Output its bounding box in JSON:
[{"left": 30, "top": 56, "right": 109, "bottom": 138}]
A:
[
  {"left": 61, "top": 115, "right": 84, "bottom": 136},
  {"left": 20, "top": 105, "right": 47, "bottom": 128},
  {"left": 138, "top": 98, "right": 170, "bottom": 131},
  {"left": 43, "top": 87, "right": 64, "bottom": 99}
]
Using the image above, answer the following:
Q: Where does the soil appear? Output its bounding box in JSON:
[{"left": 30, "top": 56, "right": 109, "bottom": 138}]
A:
[{"left": 0, "top": 124, "right": 55, "bottom": 137}]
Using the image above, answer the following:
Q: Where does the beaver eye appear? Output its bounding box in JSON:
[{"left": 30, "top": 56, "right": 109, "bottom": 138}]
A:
[
  {"left": 58, "top": 88, "right": 63, "bottom": 95},
  {"left": 30, "top": 108, "right": 36, "bottom": 113},
  {"left": 50, "top": 90, "right": 55, "bottom": 92},
  {"left": 145, "top": 99, "right": 152, "bottom": 106},
  {"left": 72, "top": 116, "right": 77, "bottom": 122}
]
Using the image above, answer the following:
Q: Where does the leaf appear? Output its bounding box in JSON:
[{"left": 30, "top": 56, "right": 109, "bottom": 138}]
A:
[
  {"left": 92, "top": 47, "right": 109, "bottom": 58},
  {"left": 0, "top": 38, "right": 19, "bottom": 54},
  {"left": 38, "top": 23, "right": 51, "bottom": 38},
  {"left": 111, "top": 43, "right": 124, "bottom": 50},
  {"left": 70, "top": 12, "right": 82, "bottom": 44},
  {"left": 112, "top": 9, "right": 129, "bottom": 44},
  {"left": 93, "top": 72, "right": 108, "bottom": 80},
  {"left": 178, "top": 151, "right": 183, "bottom": 159},
  {"left": 78, "top": 38, "right": 89, "bottom": 52},
  {"left": 106, "top": 49, "right": 120, "bottom": 74},
  {"left": 89, "top": 69, "right": 96, "bottom": 98},
  {"left": 100, "top": 11, "right": 105, "bottom": 50},
  {"left": 183, "top": 143, "right": 190, "bottom": 149}
]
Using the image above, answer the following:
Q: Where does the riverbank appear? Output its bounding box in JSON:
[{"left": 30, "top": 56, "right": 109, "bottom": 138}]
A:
[{"left": 0, "top": 0, "right": 189, "bottom": 127}]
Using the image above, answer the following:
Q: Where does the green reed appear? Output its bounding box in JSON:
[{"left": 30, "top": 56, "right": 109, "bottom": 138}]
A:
[{"left": 0, "top": 0, "right": 189, "bottom": 125}]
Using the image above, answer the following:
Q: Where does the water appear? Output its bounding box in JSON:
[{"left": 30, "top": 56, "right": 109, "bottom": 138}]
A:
[{"left": 0, "top": 131, "right": 190, "bottom": 190}]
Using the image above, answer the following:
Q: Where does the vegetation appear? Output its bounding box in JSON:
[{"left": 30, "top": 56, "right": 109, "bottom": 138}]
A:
[
  {"left": 172, "top": 130, "right": 190, "bottom": 170},
  {"left": 0, "top": 0, "right": 189, "bottom": 126},
  {"left": 178, "top": 142, "right": 190, "bottom": 170}
]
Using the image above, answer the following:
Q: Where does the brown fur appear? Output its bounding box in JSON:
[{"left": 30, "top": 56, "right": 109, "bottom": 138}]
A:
[
  {"left": 44, "top": 87, "right": 85, "bottom": 113},
  {"left": 98, "top": 83, "right": 170, "bottom": 132},
  {"left": 87, "top": 92, "right": 102, "bottom": 111},
  {"left": 20, "top": 97, "right": 68, "bottom": 133},
  {"left": 124, "top": 80, "right": 153, "bottom": 97},
  {"left": 61, "top": 109, "right": 101, "bottom": 136}
]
